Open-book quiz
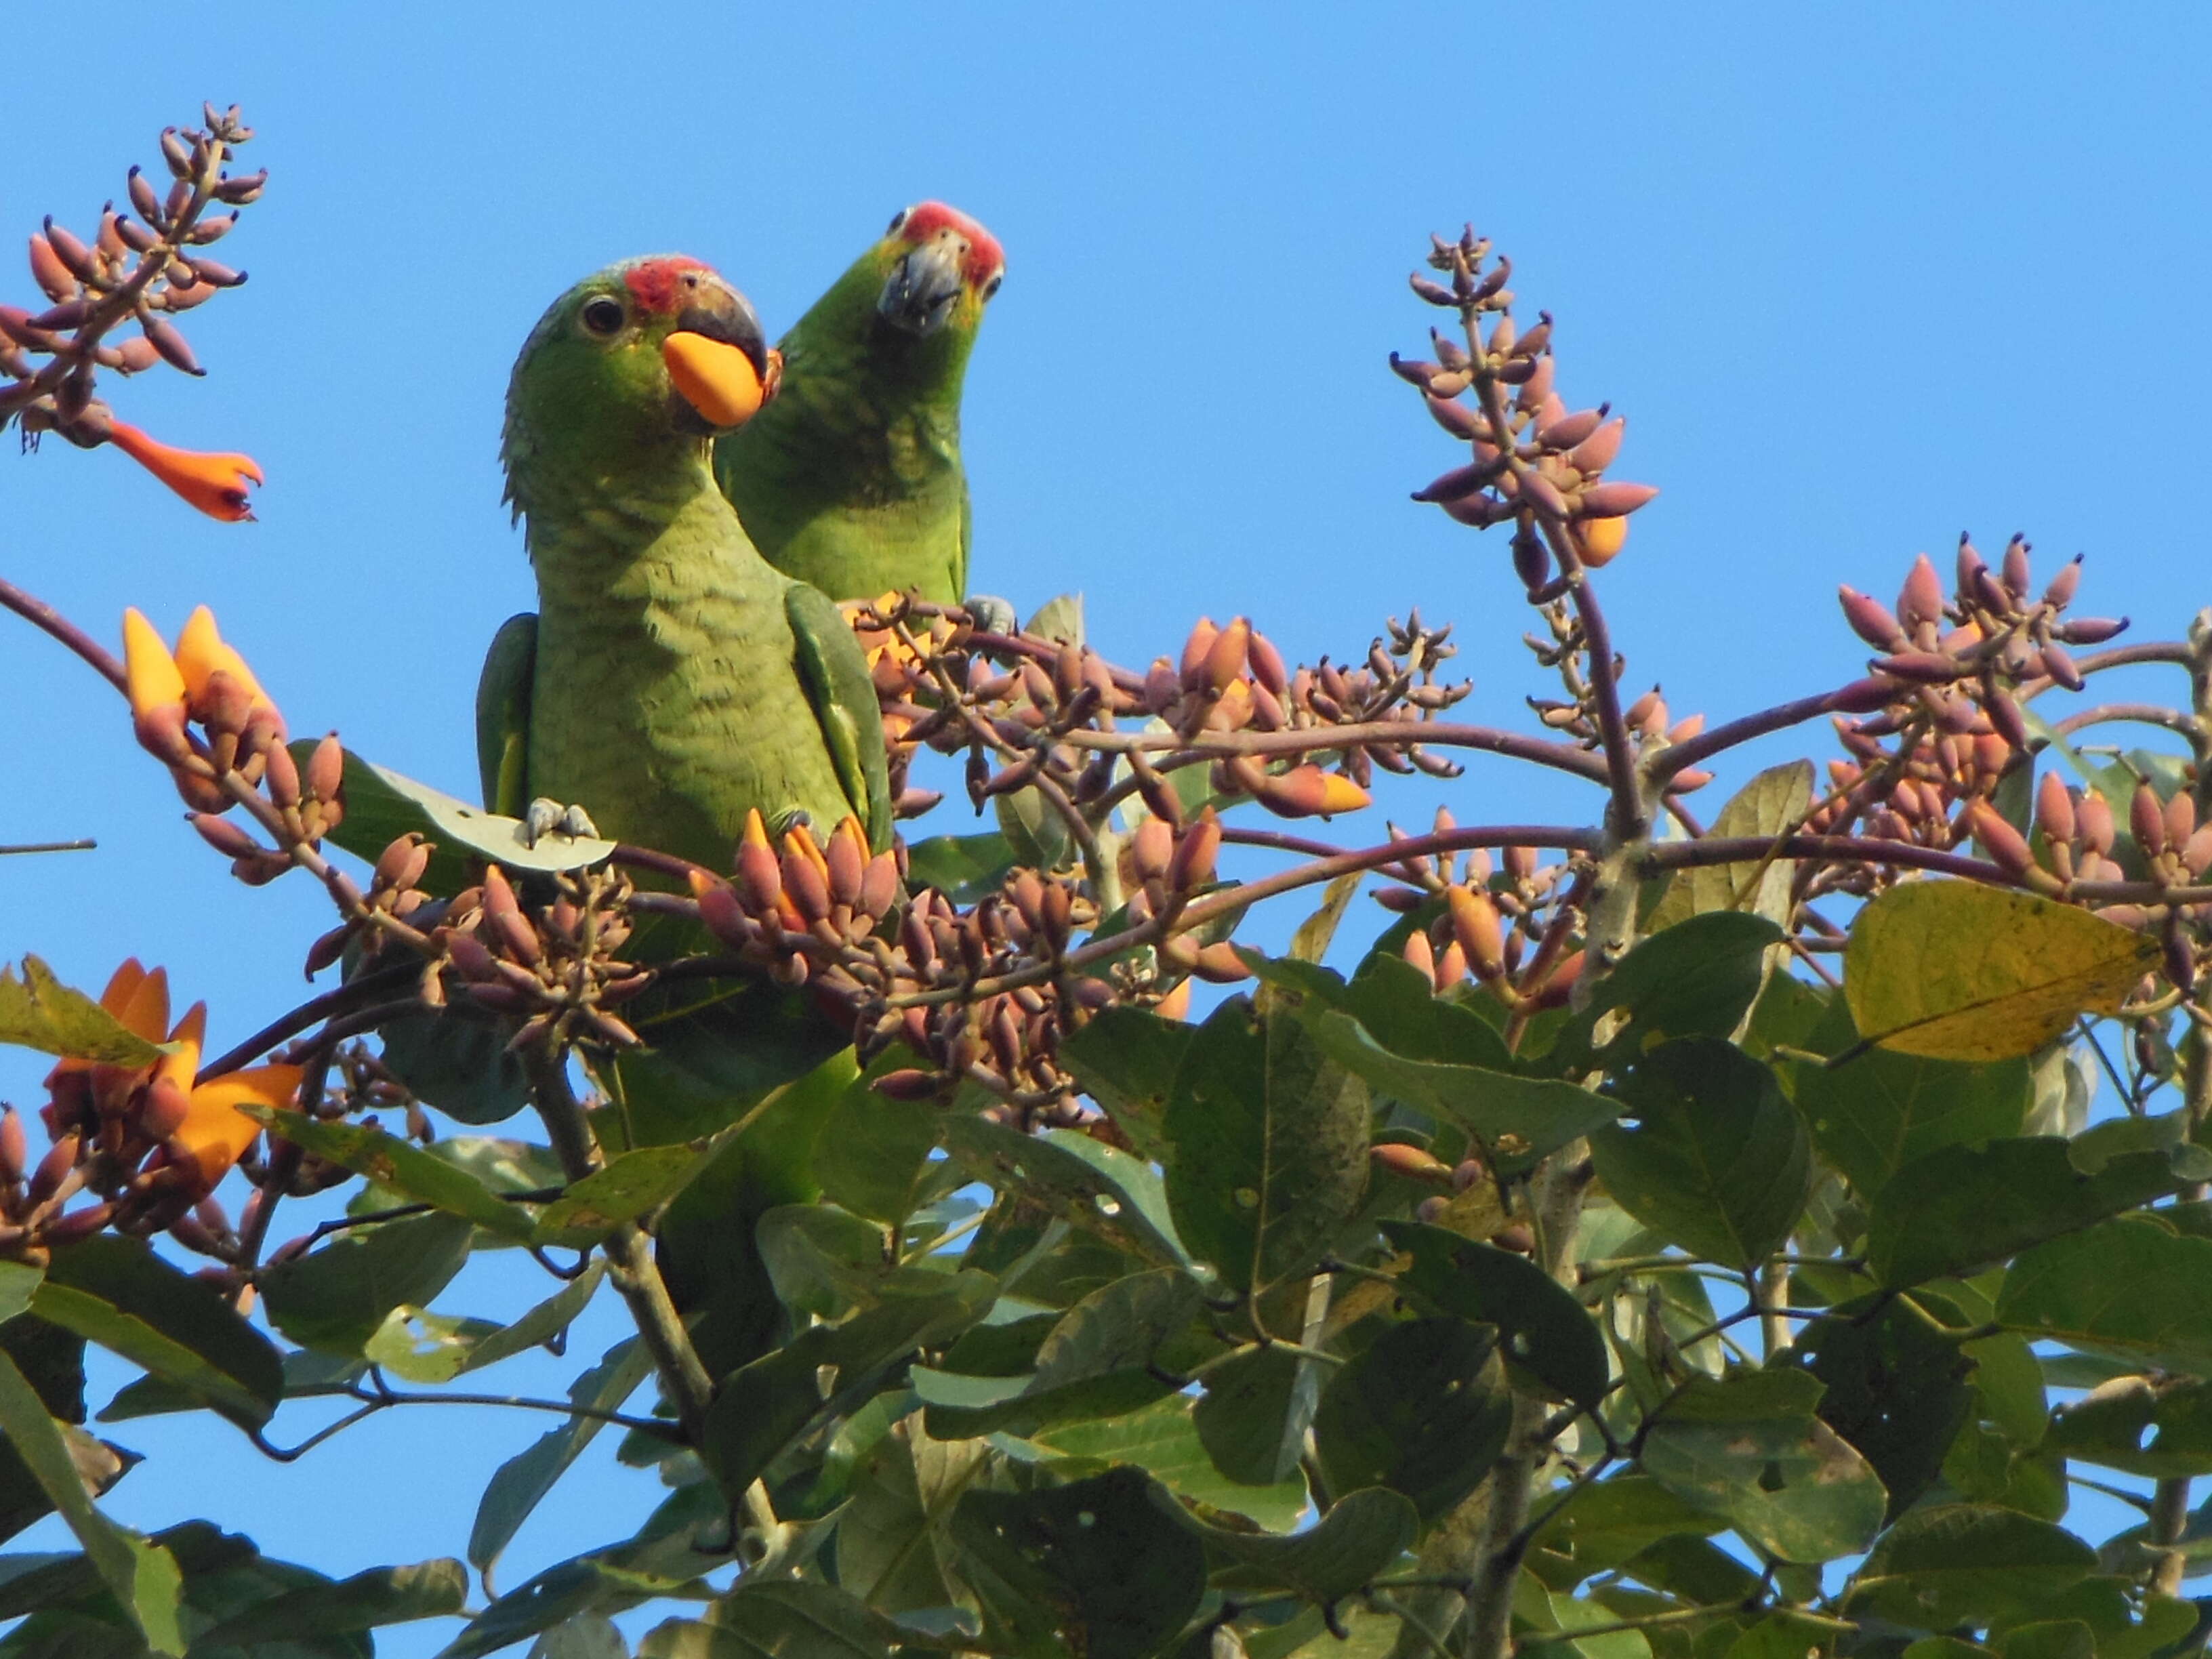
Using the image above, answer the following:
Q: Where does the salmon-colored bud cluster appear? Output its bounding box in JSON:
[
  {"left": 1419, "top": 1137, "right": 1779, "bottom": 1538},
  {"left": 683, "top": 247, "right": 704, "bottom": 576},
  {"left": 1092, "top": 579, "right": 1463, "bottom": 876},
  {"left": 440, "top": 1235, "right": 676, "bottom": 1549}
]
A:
[
  {"left": 421, "top": 860, "right": 646, "bottom": 1055},
  {"left": 2, "top": 959, "right": 300, "bottom": 1261},
  {"left": 1, "top": 105, "right": 265, "bottom": 518},
  {"left": 1373, "top": 816, "right": 1585, "bottom": 1015},
  {"left": 1395, "top": 226, "right": 1657, "bottom": 567}
]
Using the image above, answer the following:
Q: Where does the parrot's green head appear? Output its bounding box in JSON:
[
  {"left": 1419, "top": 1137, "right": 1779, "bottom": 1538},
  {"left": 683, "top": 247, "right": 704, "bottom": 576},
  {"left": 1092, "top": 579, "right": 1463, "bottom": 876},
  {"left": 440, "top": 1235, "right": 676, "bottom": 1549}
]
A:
[
  {"left": 780, "top": 202, "right": 1004, "bottom": 394},
  {"left": 503, "top": 255, "right": 780, "bottom": 519}
]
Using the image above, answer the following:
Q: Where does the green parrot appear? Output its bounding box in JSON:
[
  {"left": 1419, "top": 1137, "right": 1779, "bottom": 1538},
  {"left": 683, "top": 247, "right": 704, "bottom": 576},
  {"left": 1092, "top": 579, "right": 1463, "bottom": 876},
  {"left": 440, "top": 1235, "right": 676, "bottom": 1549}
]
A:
[
  {"left": 478, "top": 254, "right": 891, "bottom": 869},
  {"left": 712, "top": 201, "right": 1005, "bottom": 607}
]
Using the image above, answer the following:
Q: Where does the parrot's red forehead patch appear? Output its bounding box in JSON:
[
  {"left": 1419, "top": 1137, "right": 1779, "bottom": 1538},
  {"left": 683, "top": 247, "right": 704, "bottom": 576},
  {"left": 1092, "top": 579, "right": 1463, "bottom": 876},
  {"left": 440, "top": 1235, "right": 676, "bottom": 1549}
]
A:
[
  {"left": 898, "top": 201, "right": 1004, "bottom": 289},
  {"left": 623, "top": 256, "right": 716, "bottom": 315}
]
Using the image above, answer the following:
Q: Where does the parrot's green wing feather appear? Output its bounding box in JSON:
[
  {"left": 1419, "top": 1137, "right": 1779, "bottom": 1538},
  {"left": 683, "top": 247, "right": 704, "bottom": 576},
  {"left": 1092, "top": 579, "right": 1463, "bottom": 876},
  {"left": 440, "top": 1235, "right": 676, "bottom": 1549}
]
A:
[
  {"left": 957, "top": 488, "right": 972, "bottom": 602},
  {"left": 475, "top": 612, "right": 538, "bottom": 816},
  {"left": 783, "top": 582, "right": 893, "bottom": 853}
]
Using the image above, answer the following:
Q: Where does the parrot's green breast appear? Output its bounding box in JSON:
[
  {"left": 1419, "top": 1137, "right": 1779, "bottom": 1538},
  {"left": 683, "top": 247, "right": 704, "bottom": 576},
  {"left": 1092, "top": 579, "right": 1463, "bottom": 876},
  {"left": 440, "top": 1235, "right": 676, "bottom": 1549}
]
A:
[{"left": 527, "top": 483, "right": 861, "bottom": 870}]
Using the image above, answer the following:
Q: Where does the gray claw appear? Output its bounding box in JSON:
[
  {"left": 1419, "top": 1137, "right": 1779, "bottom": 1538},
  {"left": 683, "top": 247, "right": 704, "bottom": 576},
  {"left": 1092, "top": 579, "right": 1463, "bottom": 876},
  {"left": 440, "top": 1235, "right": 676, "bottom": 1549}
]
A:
[
  {"left": 524, "top": 798, "right": 599, "bottom": 846},
  {"left": 967, "top": 594, "right": 1018, "bottom": 636}
]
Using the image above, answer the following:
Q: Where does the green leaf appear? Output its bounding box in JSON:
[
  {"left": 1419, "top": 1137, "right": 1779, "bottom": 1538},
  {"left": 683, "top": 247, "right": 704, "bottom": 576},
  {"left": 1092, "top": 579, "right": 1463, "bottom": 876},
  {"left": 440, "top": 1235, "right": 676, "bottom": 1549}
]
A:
[
  {"left": 902, "top": 831, "right": 1019, "bottom": 903},
  {"left": 468, "top": 1338, "right": 655, "bottom": 1578},
  {"left": 375, "top": 1004, "right": 533, "bottom": 1127},
  {"left": 1174, "top": 1485, "right": 1414, "bottom": 1600},
  {"left": 0, "top": 1263, "right": 41, "bottom": 1328},
  {"left": 533, "top": 1145, "right": 705, "bottom": 1248},
  {"left": 261, "top": 1211, "right": 475, "bottom": 1355},
  {"left": 757, "top": 1204, "right": 894, "bottom": 1319},
  {"left": 995, "top": 785, "right": 1072, "bottom": 874},
  {"left": 699, "top": 1272, "right": 996, "bottom": 1500},
  {"left": 1591, "top": 1039, "right": 1810, "bottom": 1267},
  {"left": 1311, "top": 1317, "right": 1511, "bottom": 1521},
  {"left": 459, "top": 1259, "right": 607, "bottom": 1376},
  {"left": 2045, "top": 1374, "right": 2212, "bottom": 1477},
  {"left": 0, "top": 1351, "right": 181, "bottom": 1655},
  {"left": 1795, "top": 1038, "right": 2030, "bottom": 1203},
  {"left": 1867, "top": 1136, "right": 2201, "bottom": 1288},
  {"left": 1784, "top": 1293, "right": 1975, "bottom": 1517},
  {"left": 1193, "top": 1344, "right": 1315, "bottom": 1490},
  {"left": 1639, "top": 1368, "right": 1887, "bottom": 1563},
  {"left": 641, "top": 1581, "right": 903, "bottom": 1656},
  {"left": 1847, "top": 1503, "right": 2095, "bottom": 1629},
  {"left": 919, "top": 1267, "right": 1197, "bottom": 1438},
  {"left": 303, "top": 742, "right": 615, "bottom": 884},
  {"left": 439, "top": 1554, "right": 698, "bottom": 1659},
  {"left": 1528, "top": 1475, "right": 1723, "bottom": 1583},
  {"left": 1025, "top": 592, "right": 1086, "bottom": 644},
  {"left": 0, "top": 958, "right": 161, "bottom": 1066},
  {"left": 1568, "top": 913, "right": 1786, "bottom": 1065},
  {"left": 191, "top": 1555, "right": 466, "bottom": 1645},
  {"left": 941, "top": 1115, "right": 1191, "bottom": 1268},
  {"left": 951, "top": 1466, "right": 1206, "bottom": 1659},
  {"left": 1026, "top": 1391, "right": 1310, "bottom": 1532},
  {"left": 835, "top": 1412, "right": 986, "bottom": 1614},
  {"left": 1162, "top": 997, "right": 1370, "bottom": 1292},
  {"left": 1845, "top": 882, "right": 2158, "bottom": 1061},
  {"left": 1996, "top": 1216, "right": 2212, "bottom": 1373},
  {"left": 531, "top": 1614, "right": 630, "bottom": 1659},
  {"left": 245, "top": 1108, "right": 538, "bottom": 1240},
  {"left": 1059, "top": 1005, "right": 1191, "bottom": 1163},
  {"left": 1381, "top": 1221, "right": 1609, "bottom": 1408},
  {"left": 30, "top": 1236, "right": 281, "bottom": 1429},
  {"left": 1644, "top": 762, "right": 1814, "bottom": 932},
  {"left": 1305, "top": 1009, "right": 1614, "bottom": 1174},
  {"left": 813, "top": 1067, "right": 939, "bottom": 1224}
]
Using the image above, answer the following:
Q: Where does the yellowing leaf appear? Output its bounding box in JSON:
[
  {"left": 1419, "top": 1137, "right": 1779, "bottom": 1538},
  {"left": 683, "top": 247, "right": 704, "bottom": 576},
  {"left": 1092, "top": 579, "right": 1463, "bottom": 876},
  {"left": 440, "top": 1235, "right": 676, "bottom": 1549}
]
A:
[{"left": 1845, "top": 882, "right": 2156, "bottom": 1061}]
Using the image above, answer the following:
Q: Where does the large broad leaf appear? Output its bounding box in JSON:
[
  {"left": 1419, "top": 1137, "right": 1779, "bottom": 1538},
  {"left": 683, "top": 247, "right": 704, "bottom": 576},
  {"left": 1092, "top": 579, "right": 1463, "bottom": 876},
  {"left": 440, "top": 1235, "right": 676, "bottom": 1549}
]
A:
[
  {"left": 1527, "top": 1474, "right": 1723, "bottom": 1586},
  {"left": 1645, "top": 761, "right": 1814, "bottom": 932},
  {"left": 1785, "top": 1294, "right": 1975, "bottom": 1517},
  {"left": 640, "top": 1581, "right": 906, "bottom": 1658},
  {"left": 1640, "top": 1368, "right": 1887, "bottom": 1564},
  {"left": 1996, "top": 1216, "right": 2212, "bottom": 1374},
  {"left": 699, "top": 1272, "right": 996, "bottom": 1500},
  {"left": 952, "top": 1466, "right": 1206, "bottom": 1659},
  {"left": 438, "top": 1554, "right": 701, "bottom": 1659},
  {"left": 1795, "top": 1035, "right": 2030, "bottom": 1203},
  {"left": 0, "top": 958, "right": 161, "bottom": 1065},
  {"left": 917, "top": 1268, "right": 1198, "bottom": 1438},
  {"left": 1866, "top": 1136, "right": 2207, "bottom": 1288},
  {"left": 1311, "top": 1317, "right": 1511, "bottom": 1521},
  {"left": 941, "top": 1115, "right": 1191, "bottom": 1269},
  {"left": 2045, "top": 1374, "right": 2212, "bottom": 1477},
  {"left": 532, "top": 1145, "right": 711, "bottom": 1249},
  {"left": 902, "top": 830, "right": 1019, "bottom": 903},
  {"left": 1024, "top": 1391, "right": 1309, "bottom": 1532},
  {"left": 30, "top": 1237, "right": 281, "bottom": 1429},
  {"left": 1172, "top": 1485, "right": 1414, "bottom": 1600},
  {"left": 246, "top": 1108, "right": 538, "bottom": 1240},
  {"left": 299, "top": 741, "right": 616, "bottom": 885},
  {"left": 812, "top": 1067, "right": 939, "bottom": 1225},
  {"left": 190, "top": 1556, "right": 466, "bottom": 1646},
  {"left": 1305, "top": 1009, "right": 1619, "bottom": 1175},
  {"left": 1590, "top": 1039, "right": 1810, "bottom": 1268},
  {"left": 836, "top": 1412, "right": 989, "bottom": 1615},
  {"left": 1192, "top": 1344, "right": 1318, "bottom": 1492},
  {"left": 1563, "top": 912, "right": 1786, "bottom": 1067},
  {"left": 375, "top": 1004, "right": 533, "bottom": 1127},
  {"left": 1162, "top": 997, "right": 1370, "bottom": 1294},
  {"left": 0, "top": 1351, "right": 182, "bottom": 1655},
  {"left": 459, "top": 1261, "right": 607, "bottom": 1376},
  {"left": 1846, "top": 1504, "right": 2095, "bottom": 1629},
  {"left": 1845, "top": 882, "right": 2157, "bottom": 1061},
  {"left": 468, "top": 1338, "right": 655, "bottom": 1583},
  {"left": 1380, "top": 1221, "right": 1607, "bottom": 1408},
  {"left": 1059, "top": 1005, "right": 1192, "bottom": 1163},
  {"left": 260, "top": 1211, "right": 475, "bottom": 1355}
]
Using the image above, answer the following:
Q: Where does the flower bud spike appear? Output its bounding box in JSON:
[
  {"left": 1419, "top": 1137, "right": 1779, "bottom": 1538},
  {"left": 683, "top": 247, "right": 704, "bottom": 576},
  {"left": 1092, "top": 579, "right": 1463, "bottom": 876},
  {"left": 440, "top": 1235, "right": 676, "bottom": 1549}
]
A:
[{"left": 2132, "top": 781, "right": 2167, "bottom": 858}]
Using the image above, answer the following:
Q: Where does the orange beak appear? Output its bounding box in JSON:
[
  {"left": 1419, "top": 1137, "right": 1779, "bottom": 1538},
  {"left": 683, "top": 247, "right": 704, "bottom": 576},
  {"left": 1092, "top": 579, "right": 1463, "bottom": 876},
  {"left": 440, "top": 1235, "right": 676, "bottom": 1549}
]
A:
[{"left": 664, "top": 335, "right": 780, "bottom": 430}]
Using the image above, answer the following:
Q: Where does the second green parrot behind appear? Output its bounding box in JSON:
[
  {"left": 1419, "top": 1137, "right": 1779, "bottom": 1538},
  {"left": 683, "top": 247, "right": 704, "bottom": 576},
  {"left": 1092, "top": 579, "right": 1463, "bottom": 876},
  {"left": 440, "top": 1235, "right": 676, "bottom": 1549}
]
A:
[
  {"left": 479, "top": 254, "right": 890, "bottom": 869},
  {"left": 713, "top": 201, "right": 1004, "bottom": 606}
]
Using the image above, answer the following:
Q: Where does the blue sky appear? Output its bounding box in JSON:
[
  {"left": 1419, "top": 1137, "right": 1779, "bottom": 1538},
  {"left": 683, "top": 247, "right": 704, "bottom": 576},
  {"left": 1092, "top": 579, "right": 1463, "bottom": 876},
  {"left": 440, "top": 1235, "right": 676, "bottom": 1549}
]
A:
[{"left": 5, "top": 5, "right": 2211, "bottom": 1652}]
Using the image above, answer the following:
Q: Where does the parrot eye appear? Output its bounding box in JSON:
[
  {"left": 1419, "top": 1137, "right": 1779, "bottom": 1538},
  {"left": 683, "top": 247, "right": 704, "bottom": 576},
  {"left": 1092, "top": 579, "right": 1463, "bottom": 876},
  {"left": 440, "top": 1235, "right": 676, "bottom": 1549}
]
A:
[
  {"left": 579, "top": 295, "right": 627, "bottom": 337},
  {"left": 886, "top": 208, "right": 908, "bottom": 235},
  {"left": 980, "top": 273, "right": 1002, "bottom": 301}
]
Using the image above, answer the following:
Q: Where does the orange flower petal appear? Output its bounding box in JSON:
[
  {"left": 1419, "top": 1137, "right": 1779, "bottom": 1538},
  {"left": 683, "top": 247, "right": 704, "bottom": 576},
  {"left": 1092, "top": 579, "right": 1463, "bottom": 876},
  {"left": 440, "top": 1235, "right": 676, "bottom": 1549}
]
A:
[
  {"left": 98, "top": 959, "right": 150, "bottom": 1018},
  {"left": 121, "top": 609, "right": 186, "bottom": 718},
  {"left": 113, "top": 965, "right": 170, "bottom": 1047},
  {"left": 155, "top": 1001, "right": 207, "bottom": 1094},
  {"left": 175, "top": 1063, "right": 298, "bottom": 1187},
  {"left": 173, "top": 605, "right": 222, "bottom": 701},
  {"left": 108, "top": 421, "right": 263, "bottom": 523}
]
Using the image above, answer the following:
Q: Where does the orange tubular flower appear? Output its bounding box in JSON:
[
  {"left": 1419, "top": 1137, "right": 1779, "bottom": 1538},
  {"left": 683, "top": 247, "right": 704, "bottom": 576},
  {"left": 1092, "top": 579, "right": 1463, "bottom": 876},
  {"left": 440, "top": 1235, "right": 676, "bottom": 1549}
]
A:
[
  {"left": 173, "top": 604, "right": 278, "bottom": 720},
  {"left": 107, "top": 419, "right": 263, "bottom": 522},
  {"left": 121, "top": 605, "right": 283, "bottom": 737}
]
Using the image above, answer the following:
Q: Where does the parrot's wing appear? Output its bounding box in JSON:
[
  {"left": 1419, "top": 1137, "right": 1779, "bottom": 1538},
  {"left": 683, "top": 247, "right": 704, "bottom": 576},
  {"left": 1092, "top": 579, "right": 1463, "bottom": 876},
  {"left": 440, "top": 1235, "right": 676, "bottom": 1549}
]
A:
[
  {"left": 956, "top": 485, "right": 972, "bottom": 600},
  {"left": 475, "top": 612, "right": 538, "bottom": 816},
  {"left": 784, "top": 581, "right": 893, "bottom": 853}
]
